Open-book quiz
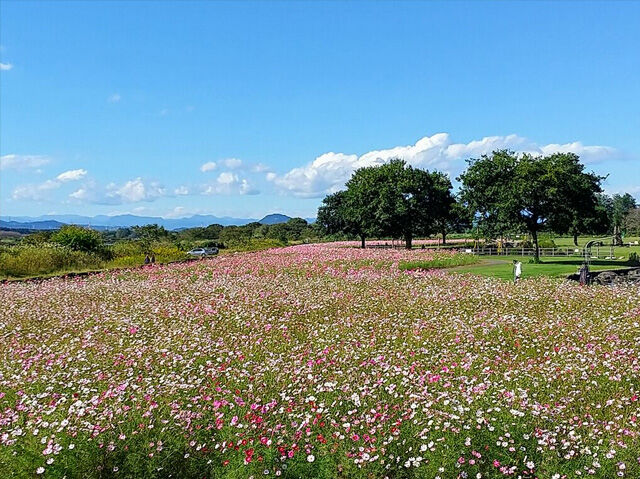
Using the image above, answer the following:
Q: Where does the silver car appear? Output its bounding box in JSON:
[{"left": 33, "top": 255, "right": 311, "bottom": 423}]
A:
[{"left": 187, "top": 247, "right": 218, "bottom": 257}]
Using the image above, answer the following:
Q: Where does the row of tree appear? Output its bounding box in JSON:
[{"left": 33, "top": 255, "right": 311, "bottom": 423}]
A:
[
  {"left": 23, "top": 218, "right": 323, "bottom": 255},
  {"left": 316, "top": 151, "right": 638, "bottom": 261},
  {"left": 317, "top": 159, "right": 458, "bottom": 249}
]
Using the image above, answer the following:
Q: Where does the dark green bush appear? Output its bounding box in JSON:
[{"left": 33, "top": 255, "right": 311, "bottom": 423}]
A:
[{"left": 51, "top": 225, "right": 104, "bottom": 253}]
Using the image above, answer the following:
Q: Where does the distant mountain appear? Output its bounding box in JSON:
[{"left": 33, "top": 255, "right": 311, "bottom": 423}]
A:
[
  {"left": 258, "top": 214, "right": 292, "bottom": 225},
  {"left": 0, "top": 219, "right": 66, "bottom": 230},
  {"left": 0, "top": 213, "right": 309, "bottom": 230}
]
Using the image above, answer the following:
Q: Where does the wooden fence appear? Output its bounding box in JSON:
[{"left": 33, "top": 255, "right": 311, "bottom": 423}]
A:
[{"left": 367, "top": 243, "right": 622, "bottom": 259}]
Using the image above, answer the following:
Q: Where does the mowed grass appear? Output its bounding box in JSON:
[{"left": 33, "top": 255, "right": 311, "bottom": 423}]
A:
[{"left": 451, "top": 236, "right": 640, "bottom": 281}]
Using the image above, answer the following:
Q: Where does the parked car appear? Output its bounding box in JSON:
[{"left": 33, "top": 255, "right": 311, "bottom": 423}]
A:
[{"left": 187, "top": 247, "right": 219, "bottom": 257}]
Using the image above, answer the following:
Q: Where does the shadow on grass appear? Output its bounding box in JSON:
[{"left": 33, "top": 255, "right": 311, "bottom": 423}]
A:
[{"left": 533, "top": 259, "right": 628, "bottom": 267}]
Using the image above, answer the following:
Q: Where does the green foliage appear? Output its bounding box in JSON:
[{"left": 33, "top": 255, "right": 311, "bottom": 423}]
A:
[
  {"left": 611, "top": 193, "right": 637, "bottom": 230},
  {"left": 628, "top": 252, "right": 640, "bottom": 266},
  {"left": 319, "top": 159, "right": 455, "bottom": 248},
  {"left": 108, "top": 244, "right": 187, "bottom": 267},
  {"left": 398, "top": 254, "right": 479, "bottom": 271},
  {"left": 0, "top": 244, "right": 103, "bottom": 278},
  {"left": 223, "top": 238, "right": 286, "bottom": 252},
  {"left": 625, "top": 208, "right": 640, "bottom": 236},
  {"left": 132, "top": 224, "right": 169, "bottom": 253},
  {"left": 537, "top": 236, "right": 556, "bottom": 249},
  {"left": 21, "top": 230, "right": 54, "bottom": 245},
  {"left": 51, "top": 225, "right": 104, "bottom": 253},
  {"left": 458, "top": 151, "right": 603, "bottom": 260}
]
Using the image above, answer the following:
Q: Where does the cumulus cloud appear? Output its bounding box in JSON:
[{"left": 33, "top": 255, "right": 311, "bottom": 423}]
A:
[
  {"left": 11, "top": 168, "right": 88, "bottom": 201},
  {"left": 538, "top": 142, "right": 617, "bottom": 165},
  {"left": 109, "top": 178, "right": 167, "bottom": 203},
  {"left": 268, "top": 133, "right": 620, "bottom": 198},
  {"left": 200, "top": 161, "right": 217, "bottom": 172},
  {"left": 222, "top": 158, "right": 243, "bottom": 169},
  {"left": 12, "top": 180, "right": 60, "bottom": 201},
  {"left": 239, "top": 179, "right": 259, "bottom": 195},
  {"left": 0, "top": 62, "right": 13, "bottom": 71},
  {"left": 56, "top": 169, "right": 87, "bottom": 182},
  {"left": 1, "top": 154, "right": 50, "bottom": 171},
  {"left": 69, "top": 178, "right": 170, "bottom": 205},
  {"left": 174, "top": 185, "right": 190, "bottom": 195},
  {"left": 202, "top": 171, "right": 259, "bottom": 196}
]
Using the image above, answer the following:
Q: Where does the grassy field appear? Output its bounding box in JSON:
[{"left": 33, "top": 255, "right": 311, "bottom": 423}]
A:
[{"left": 452, "top": 236, "right": 640, "bottom": 281}]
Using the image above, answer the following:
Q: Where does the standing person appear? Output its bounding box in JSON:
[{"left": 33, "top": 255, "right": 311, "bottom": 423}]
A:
[
  {"left": 151, "top": 254, "right": 156, "bottom": 264},
  {"left": 144, "top": 254, "right": 150, "bottom": 265},
  {"left": 513, "top": 260, "right": 522, "bottom": 283}
]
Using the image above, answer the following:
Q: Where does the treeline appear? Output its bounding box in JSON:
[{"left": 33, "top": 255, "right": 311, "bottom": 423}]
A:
[
  {"left": 0, "top": 218, "right": 324, "bottom": 278},
  {"left": 315, "top": 151, "right": 638, "bottom": 261}
]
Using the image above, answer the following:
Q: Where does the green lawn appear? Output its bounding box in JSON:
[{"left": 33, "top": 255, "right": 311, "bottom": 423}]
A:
[
  {"left": 450, "top": 236, "right": 640, "bottom": 280},
  {"left": 451, "top": 255, "right": 634, "bottom": 280}
]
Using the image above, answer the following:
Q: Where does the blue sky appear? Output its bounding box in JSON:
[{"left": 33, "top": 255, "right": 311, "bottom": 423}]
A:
[{"left": 1, "top": 1, "right": 639, "bottom": 219}]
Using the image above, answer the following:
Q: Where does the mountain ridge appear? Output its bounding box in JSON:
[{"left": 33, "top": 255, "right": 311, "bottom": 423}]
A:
[{"left": 0, "top": 213, "right": 315, "bottom": 230}]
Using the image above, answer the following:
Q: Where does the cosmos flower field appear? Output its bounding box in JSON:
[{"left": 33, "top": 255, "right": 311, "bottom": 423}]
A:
[{"left": 1, "top": 244, "right": 639, "bottom": 479}]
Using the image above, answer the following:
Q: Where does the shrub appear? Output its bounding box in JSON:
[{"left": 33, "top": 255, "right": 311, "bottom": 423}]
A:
[
  {"left": 51, "top": 225, "right": 104, "bottom": 253},
  {"left": 0, "top": 244, "right": 103, "bottom": 278},
  {"left": 537, "top": 238, "right": 556, "bottom": 248}
]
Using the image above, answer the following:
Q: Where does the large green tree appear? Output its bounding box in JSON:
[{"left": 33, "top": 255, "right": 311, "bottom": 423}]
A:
[
  {"left": 316, "top": 190, "right": 371, "bottom": 247},
  {"left": 318, "top": 159, "right": 455, "bottom": 249},
  {"left": 458, "top": 151, "right": 603, "bottom": 261},
  {"left": 610, "top": 193, "right": 637, "bottom": 243}
]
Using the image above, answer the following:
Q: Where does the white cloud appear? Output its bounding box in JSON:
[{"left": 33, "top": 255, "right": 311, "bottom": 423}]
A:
[
  {"left": 56, "top": 169, "right": 87, "bottom": 182},
  {"left": 107, "top": 93, "right": 121, "bottom": 103},
  {"left": 239, "top": 179, "right": 259, "bottom": 195},
  {"left": 538, "top": 142, "right": 617, "bottom": 164},
  {"left": 200, "top": 161, "right": 217, "bottom": 172},
  {"left": 268, "top": 133, "right": 620, "bottom": 198},
  {"left": 69, "top": 177, "right": 169, "bottom": 204},
  {"left": 12, "top": 180, "right": 60, "bottom": 201},
  {"left": 69, "top": 187, "right": 91, "bottom": 201},
  {"left": 0, "top": 62, "right": 13, "bottom": 71},
  {"left": 164, "top": 206, "right": 189, "bottom": 218},
  {"left": 1, "top": 154, "right": 50, "bottom": 171},
  {"left": 202, "top": 171, "right": 259, "bottom": 196},
  {"left": 110, "top": 178, "right": 167, "bottom": 203},
  {"left": 11, "top": 168, "right": 87, "bottom": 201},
  {"left": 223, "top": 158, "right": 243, "bottom": 169},
  {"left": 174, "top": 185, "right": 190, "bottom": 195},
  {"left": 217, "top": 171, "right": 237, "bottom": 185}
]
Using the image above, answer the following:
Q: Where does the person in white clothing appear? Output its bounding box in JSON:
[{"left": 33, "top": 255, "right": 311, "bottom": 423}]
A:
[{"left": 513, "top": 260, "right": 522, "bottom": 283}]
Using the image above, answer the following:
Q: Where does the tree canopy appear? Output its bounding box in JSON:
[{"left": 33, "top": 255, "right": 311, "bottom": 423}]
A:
[
  {"left": 458, "top": 151, "right": 604, "bottom": 260},
  {"left": 317, "top": 159, "right": 455, "bottom": 248}
]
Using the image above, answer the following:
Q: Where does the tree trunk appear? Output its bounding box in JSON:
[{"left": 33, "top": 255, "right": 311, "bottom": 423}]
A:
[
  {"left": 531, "top": 229, "right": 539, "bottom": 262},
  {"left": 573, "top": 231, "right": 579, "bottom": 247},
  {"left": 441, "top": 227, "right": 447, "bottom": 246},
  {"left": 360, "top": 235, "right": 366, "bottom": 249},
  {"left": 405, "top": 232, "right": 413, "bottom": 250}
]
